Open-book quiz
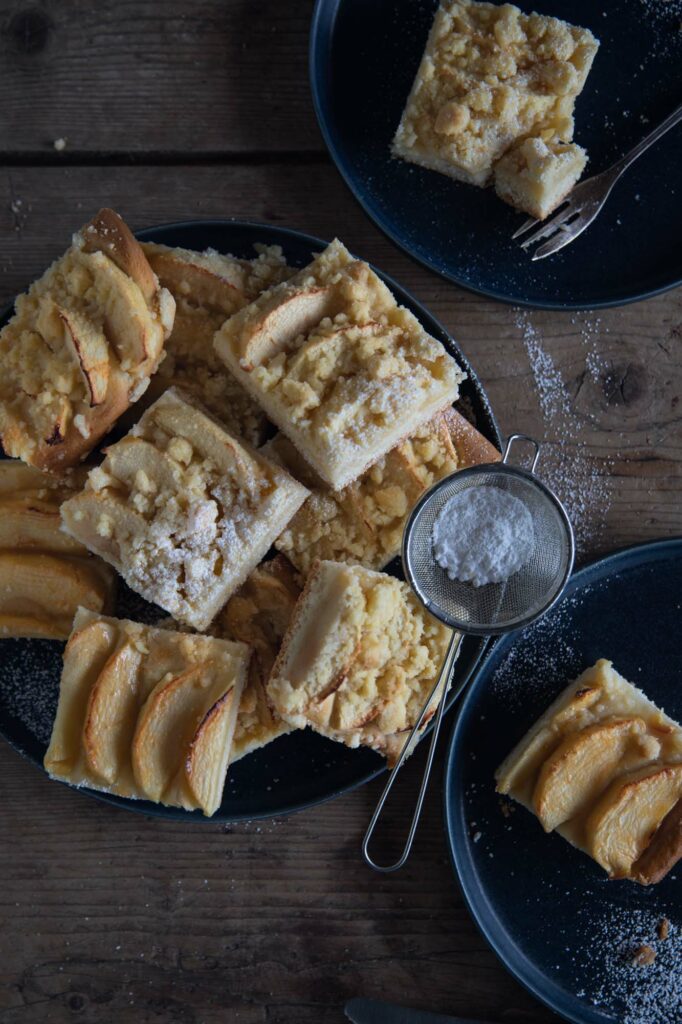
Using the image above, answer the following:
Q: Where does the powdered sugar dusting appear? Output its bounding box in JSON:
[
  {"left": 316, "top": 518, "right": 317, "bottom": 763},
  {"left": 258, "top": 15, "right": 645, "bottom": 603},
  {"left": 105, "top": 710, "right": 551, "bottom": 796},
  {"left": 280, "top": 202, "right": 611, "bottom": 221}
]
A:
[{"left": 515, "top": 309, "right": 613, "bottom": 555}]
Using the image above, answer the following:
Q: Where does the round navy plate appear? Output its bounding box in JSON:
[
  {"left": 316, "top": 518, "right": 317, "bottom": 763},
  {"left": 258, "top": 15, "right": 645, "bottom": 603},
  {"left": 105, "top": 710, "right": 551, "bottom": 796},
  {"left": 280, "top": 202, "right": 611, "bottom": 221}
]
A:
[
  {"left": 0, "top": 219, "right": 500, "bottom": 822},
  {"left": 310, "top": 0, "right": 682, "bottom": 309},
  {"left": 444, "top": 538, "right": 682, "bottom": 1023}
]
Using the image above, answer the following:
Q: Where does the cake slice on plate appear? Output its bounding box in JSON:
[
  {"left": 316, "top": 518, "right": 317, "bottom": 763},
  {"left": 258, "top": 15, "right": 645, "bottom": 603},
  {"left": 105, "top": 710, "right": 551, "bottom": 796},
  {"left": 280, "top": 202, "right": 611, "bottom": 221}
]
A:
[
  {"left": 60, "top": 388, "right": 309, "bottom": 631},
  {"left": 496, "top": 659, "right": 682, "bottom": 883},
  {"left": 267, "top": 560, "right": 451, "bottom": 766},
  {"left": 44, "top": 608, "right": 249, "bottom": 816},
  {"left": 0, "top": 209, "right": 175, "bottom": 471},
  {"left": 214, "top": 239, "right": 465, "bottom": 490}
]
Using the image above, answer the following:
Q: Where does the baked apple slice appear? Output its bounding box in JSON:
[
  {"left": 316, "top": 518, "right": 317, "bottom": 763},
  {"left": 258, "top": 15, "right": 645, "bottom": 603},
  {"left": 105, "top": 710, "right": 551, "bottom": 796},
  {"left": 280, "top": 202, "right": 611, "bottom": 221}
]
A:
[
  {"left": 82, "top": 640, "right": 143, "bottom": 785},
  {"left": 236, "top": 287, "right": 337, "bottom": 371},
  {"left": 131, "top": 666, "right": 215, "bottom": 803},
  {"left": 43, "top": 616, "right": 119, "bottom": 775},
  {"left": 103, "top": 436, "right": 183, "bottom": 494},
  {"left": 184, "top": 684, "right": 241, "bottom": 815},
  {"left": 586, "top": 762, "right": 682, "bottom": 877},
  {"left": 143, "top": 244, "right": 247, "bottom": 315},
  {"left": 533, "top": 718, "right": 650, "bottom": 832}
]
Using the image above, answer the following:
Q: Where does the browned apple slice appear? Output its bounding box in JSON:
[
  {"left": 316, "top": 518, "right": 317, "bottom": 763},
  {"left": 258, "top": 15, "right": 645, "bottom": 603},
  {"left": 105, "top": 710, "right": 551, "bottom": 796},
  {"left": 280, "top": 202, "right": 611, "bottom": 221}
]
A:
[
  {"left": 143, "top": 244, "right": 247, "bottom": 315},
  {"left": 80, "top": 208, "right": 158, "bottom": 305},
  {"left": 632, "top": 796, "right": 682, "bottom": 885},
  {"left": 131, "top": 666, "right": 209, "bottom": 802},
  {"left": 533, "top": 718, "right": 648, "bottom": 832},
  {"left": 81, "top": 249, "right": 153, "bottom": 367},
  {"left": 184, "top": 684, "right": 241, "bottom": 815},
  {"left": 496, "top": 684, "right": 603, "bottom": 797},
  {"left": 44, "top": 615, "right": 119, "bottom": 775},
  {"left": 59, "top": 306, "right": 110, "bottom": 406},
  {"left": 586, "top": 763, "right": 682, "bottom": 877},
  {"left": 82, "top": 640, "right": 143, "bottom": 784},
  {"left": 0, "top": 551, "right": 115, "bottom": 640},
  {"left": 237, "top": 287, "right": 337, "bottom": 371}
]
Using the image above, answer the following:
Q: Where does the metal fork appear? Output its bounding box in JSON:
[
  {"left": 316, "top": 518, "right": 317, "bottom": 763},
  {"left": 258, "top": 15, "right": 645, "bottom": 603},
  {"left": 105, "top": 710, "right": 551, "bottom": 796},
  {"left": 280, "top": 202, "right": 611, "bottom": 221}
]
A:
[{"left": 514, "top": 100, "right": 682, "bottom": 260}]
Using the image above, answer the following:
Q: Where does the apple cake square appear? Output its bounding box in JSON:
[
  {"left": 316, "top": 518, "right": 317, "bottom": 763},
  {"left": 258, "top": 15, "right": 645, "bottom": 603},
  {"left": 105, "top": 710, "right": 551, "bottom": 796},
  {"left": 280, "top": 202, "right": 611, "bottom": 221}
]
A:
[
  {"left": 60, "top": 389, "right": 309, "bottom": 631},
  {"left": 0, "top": 462, "right": 116, "bottom": 640},
  {"left": 214, "top": 239, "right": 465, "bottom": 490},
  {"left": 266, "top": 560, "right": 452, "bottom": 766},
  {"left": 44, "top": 607, "right": 249, "bottom": 816},
  {"left": 140, "top": 241, "right": 293, "bottom": 445},
  {"left": 270, "top": 407, "right": 499, "bottom": 573},
  {"left": 392, "top": 0, "right": 598, "bottom": 187},
  {"left": 496, "top": 659, "right": 682, "bottom": 884},
  {"left": 0, "top": 209, "right": 175, "bottom": 472}
]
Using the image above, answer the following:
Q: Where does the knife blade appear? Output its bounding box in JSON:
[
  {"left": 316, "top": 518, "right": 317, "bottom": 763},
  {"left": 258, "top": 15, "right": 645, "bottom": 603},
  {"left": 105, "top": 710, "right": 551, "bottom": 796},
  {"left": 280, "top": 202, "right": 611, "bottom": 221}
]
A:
[{"left": 345, "top": 997, "right": 502, "bottom": 1024}]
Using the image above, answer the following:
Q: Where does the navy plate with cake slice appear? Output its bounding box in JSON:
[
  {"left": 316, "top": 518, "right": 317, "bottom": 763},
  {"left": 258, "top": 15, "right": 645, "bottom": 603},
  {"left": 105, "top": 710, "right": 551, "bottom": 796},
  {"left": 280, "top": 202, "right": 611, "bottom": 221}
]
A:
[
  {"left": 444, "top": 538, "right": 682, "bottom": 1024},
  {"left": 310, "top": 0, "right": 682, "bottom": 309}
]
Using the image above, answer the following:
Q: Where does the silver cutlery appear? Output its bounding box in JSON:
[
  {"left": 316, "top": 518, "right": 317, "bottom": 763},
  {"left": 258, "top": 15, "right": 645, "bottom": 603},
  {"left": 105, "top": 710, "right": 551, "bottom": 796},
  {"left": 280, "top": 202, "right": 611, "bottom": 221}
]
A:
[{"left": 514, "top": 100, "right": 682, "bottom": 260}]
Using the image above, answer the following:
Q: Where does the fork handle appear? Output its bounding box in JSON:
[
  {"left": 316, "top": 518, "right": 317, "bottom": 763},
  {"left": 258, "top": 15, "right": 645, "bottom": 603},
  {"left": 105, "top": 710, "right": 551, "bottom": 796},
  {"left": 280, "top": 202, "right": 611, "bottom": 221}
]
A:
[{"left": 609, "top": 100, "right": 682, "bottom": 179}]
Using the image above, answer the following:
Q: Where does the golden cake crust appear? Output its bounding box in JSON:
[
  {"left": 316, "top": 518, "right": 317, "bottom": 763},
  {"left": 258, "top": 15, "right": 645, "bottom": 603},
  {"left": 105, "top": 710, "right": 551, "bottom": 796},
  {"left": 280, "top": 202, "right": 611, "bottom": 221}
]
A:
[
  {"left": 60, "top": 389, "right": 309, "bottom": 631},
  {"left": 0, "top": 209, "right": 175, "bottom": 472},
  {"left": 215, "top": 555, "right": 301, "bottom": 762},
  {"left": 44, "top": 607, "right": 249, "bottom": 816},
  {"left": 267, "top": 560, "right": 452, "bottom": 766},
  {"left": 139, "top": 242, "right": 292, "bottom": 445},
  {"left": 271, "top": 407, "right": 500, "bottom": 573},
  {"left": 214, "top": 239, "right": 465, "bottom": 490}
]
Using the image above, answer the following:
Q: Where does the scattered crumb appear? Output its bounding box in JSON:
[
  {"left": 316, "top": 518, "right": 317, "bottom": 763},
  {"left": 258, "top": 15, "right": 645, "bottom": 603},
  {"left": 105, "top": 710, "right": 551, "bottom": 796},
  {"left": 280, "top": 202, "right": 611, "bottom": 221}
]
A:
[
  {"left": 658, "top": 918, "right": 670, "bottom": 942},
  {"left": 630, "top": 945, "right": 657, "bottom": 968},
  {"left": 53, "top": 137, "right": 67, "bottom": 152}
]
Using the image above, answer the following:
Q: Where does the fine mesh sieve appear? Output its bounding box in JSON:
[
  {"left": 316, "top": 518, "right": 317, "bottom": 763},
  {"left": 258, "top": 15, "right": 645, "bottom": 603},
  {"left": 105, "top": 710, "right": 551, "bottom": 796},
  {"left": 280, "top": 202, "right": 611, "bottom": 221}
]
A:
[{"left": 363, "top": 435, "right": 575, "bottom": 873}]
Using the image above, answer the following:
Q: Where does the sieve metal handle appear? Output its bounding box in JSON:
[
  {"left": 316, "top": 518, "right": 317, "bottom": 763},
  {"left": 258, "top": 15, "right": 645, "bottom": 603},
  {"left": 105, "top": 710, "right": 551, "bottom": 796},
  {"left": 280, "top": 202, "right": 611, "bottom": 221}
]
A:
[
  {"left": 503, "top": 433, "right": 540, "bottom": 473},
  {"left": 362, "top": 631, "right": 464, "bottom": 873}
]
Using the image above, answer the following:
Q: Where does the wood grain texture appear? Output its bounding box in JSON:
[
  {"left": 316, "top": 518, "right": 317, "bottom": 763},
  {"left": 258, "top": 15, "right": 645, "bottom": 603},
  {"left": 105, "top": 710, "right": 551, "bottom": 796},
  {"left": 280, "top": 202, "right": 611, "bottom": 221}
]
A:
[
  {"left": 0, "top": 0, "right": 320, "bottom": 155},
  {"left": 1, "top": 2, "right": 682, "bottom": 1020}
]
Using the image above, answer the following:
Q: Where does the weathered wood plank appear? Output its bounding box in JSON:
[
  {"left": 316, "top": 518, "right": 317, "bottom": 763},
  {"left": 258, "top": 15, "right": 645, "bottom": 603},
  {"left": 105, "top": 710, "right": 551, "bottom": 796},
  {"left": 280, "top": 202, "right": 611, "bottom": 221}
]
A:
[
  {"left": 0, "top": 739, "right": 555, "bottom": 1024},
  {"left": 1, "top": 163, "right": 680, "bottom": 561},
  {"left": 0, "top": 0, "right": 321, "bottom": 155}
]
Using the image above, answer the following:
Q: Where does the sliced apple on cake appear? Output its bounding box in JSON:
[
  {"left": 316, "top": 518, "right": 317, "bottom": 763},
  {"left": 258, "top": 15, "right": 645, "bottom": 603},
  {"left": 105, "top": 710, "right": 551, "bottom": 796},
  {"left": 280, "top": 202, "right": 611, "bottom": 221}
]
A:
[{"left": 496, "top": 659, "right": 682, "bottom": 884}]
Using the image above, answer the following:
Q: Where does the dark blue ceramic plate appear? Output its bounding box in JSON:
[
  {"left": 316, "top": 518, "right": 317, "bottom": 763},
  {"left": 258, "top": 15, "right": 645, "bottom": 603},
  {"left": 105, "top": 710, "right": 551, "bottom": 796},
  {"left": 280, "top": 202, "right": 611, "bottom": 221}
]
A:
[
  {"left": 310, "top": 0, "right": 682, "bottom": 309},
  {"left": 444, "top": 538, "right": 682, "bottom": 1024},
  {"left": 0, "top": 219, "right": 501, "bottom": 822}
]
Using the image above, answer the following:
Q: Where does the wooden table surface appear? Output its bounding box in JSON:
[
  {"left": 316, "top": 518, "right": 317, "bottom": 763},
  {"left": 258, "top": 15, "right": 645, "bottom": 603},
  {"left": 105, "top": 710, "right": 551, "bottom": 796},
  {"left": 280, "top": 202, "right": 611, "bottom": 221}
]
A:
[{"left": 1, "top": 3, "right": 680, "bottom": 1022}]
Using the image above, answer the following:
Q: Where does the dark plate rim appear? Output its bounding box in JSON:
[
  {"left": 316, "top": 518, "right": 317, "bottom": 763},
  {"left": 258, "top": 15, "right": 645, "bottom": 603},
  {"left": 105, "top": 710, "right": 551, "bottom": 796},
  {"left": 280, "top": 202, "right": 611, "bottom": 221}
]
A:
[
  {"left": 0, "top": 216, "right": 502, "bottom": 823},
  {"left": 442, "top": 535, "right": 682, "bottom": 1024},
  {"left": 308, "top": 0, "right": 682, "bottom": 312}
]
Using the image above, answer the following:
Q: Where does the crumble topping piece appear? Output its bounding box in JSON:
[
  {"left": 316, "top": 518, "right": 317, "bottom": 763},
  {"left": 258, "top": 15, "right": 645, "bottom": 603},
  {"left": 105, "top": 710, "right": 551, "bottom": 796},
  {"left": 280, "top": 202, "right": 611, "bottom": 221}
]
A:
[
  {"left": 392, "top": 0, "right": 598, "bottom": 187},
  {"left": 0, "top": 209, "right": 175, "bottom": 472},
  {"left": 0, "top": 461, "right": 116, "bottom": 640},
  {"left": 271, "top": 407, "right": 499, "bottom": 573},
  {"left": 267, "top": 560, "right": 452, "bottom": 766},
  {"left": 60, "top": 388, "right": 309, "bottom": 631},
  {"left": 494, "top": 137, "right": 587, "bottom": 219},
  {"left": 44, "top": 607, "right": 249, "bottom": 816},
  {"left": 140, "top": 242, "right": 293, "bottom": 445},
  {"left": 214, "top": 239, "right": 465, "bottom": 490}
]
